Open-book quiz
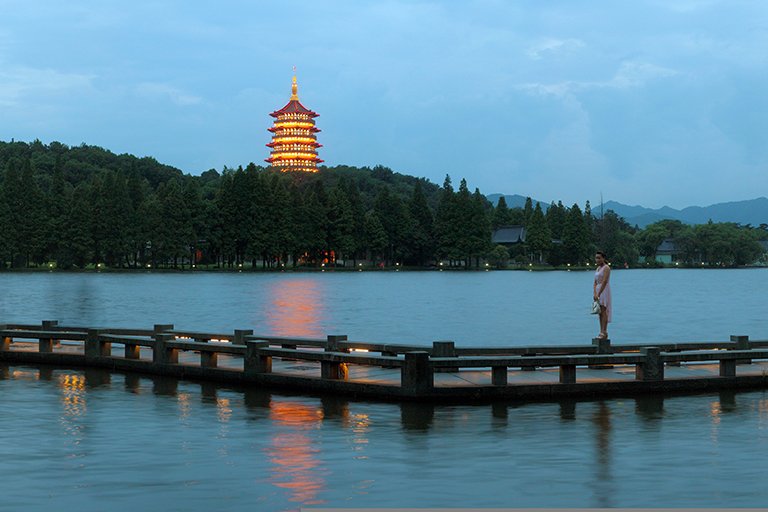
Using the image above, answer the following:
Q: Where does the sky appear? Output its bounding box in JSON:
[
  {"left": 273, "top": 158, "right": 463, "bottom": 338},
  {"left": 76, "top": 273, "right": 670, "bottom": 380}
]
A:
[{"left": 0, "top": 0, "right": 766, "bottom": 209}]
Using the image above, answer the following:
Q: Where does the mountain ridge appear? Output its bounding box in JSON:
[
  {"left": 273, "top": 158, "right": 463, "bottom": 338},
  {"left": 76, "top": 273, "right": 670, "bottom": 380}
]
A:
[{"left": 486, "top": 194, "right": 768, "bottom": 228}]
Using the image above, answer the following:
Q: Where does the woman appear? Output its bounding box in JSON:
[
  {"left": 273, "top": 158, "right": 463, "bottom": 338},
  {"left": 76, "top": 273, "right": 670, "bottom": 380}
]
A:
[{"left": 593, "top": 251, "right": 612, "bottom": 339}]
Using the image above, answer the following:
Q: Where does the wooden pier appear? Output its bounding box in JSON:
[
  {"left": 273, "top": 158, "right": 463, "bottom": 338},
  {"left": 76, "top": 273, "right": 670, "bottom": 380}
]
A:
[{"left": 2, "top": 320, "right": 768, "bottom": 402}]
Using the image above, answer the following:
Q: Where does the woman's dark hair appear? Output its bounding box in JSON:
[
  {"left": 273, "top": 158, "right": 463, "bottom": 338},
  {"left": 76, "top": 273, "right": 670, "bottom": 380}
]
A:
[{"left": 596, "top": 251, "right": 608, "bottom": 260}]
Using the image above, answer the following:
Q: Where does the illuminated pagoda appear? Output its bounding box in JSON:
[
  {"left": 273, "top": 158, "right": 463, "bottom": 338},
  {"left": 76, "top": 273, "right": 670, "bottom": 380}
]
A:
[{"left": 265, "top": 75, "right": 323, "bottom": 173}]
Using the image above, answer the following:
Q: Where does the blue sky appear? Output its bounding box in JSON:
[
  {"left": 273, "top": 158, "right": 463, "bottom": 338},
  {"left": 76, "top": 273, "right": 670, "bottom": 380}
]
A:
[{"left": 1, "top": 0, "right": 766, "bottom": 208}]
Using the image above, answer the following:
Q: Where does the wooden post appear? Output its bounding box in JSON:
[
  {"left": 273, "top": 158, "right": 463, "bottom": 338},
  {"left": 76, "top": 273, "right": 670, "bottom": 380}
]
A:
[
  {"left": 433, "top": 340, "right": 458, "bottom": 373},
  {"left": 730, "top": 335, "right": 751, "bottom": 364},
  {"left": 233, "top": 329, "right": 254, "bottom": 345},
  {"left": 85, "top": 329, "right": 108, "bottom": 359},
  {"left": 42, "top": 320, "right": 59, "bottom": 330},
  {"left": 720, "top": 358, "right": 736, "bottom": 377},
  {"left": 401, "top": 351, "right": 433, "bottom": 393},
  {"left": 153, "top": 333, "right": 177, "bottom": 365},
  {"left": 323, "top": 335, "right": 349, "bottom": 380},
  {"left": 0, "top": 334, "right": 10, "bottom": 352},
  {"left": 244, "top": 340, "right": 271, "bottom": 375},
  {"left": 154, "top": 324, "right": 174, "bottom": 334},
  {"left": 491, "top": 366, "right": 508, "bottom": 386},
  {"left": 636, "top": 347, "right": 664, "bottom": 381},
  {"left": 560, "top": 364, "right": 577, "bottom": 384}
]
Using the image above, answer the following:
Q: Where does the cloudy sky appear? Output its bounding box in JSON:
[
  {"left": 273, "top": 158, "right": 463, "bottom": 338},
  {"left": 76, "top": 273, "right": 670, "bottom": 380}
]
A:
[{"left": 1, "top": 0, "right": 766, "bottom": 208}]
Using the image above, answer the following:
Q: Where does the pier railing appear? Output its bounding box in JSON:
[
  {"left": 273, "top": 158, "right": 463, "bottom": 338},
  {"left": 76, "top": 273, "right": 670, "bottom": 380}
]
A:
[{"left": 2, "top": 320, "right": 768, "bottom": 399}]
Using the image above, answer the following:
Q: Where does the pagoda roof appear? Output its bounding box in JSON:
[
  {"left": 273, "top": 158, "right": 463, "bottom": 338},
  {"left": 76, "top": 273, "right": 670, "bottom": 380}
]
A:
[{"left": 270, "top": 99, "right": 319, "bottom": 118}]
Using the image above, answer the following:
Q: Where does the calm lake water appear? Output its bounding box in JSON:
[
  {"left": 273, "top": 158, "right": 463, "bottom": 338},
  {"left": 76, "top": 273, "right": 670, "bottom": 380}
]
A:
[{"left": 1, "top": 269, "right": 768, "bottom": 510}]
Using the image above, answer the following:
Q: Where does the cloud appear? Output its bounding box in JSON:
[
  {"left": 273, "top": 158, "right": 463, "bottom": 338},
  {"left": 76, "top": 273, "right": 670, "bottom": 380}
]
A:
[
  {"left": 526, "top": 38, "right": 585, "bottom": 60},
  {"left": 0, "top": 67, "right": 94, "bottom": 107},
  {"left": 134, "top": 82, "right": 202, "bottom": 106},
  {"left": 517, "top": 60, "right": 679, "bottom": 98}
]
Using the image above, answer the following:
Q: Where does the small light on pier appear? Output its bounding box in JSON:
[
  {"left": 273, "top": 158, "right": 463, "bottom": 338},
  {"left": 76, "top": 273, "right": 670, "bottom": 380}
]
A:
[{"left": 351, "top": 348, "right": 369, "bottom": 353}]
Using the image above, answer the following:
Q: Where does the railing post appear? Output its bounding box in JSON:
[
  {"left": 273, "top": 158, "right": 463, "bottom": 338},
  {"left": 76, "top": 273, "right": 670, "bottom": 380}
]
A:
[
  {"left": 491, "top": 366, "right": 508, "bottom": 386},
  {"left": 42, "top": 320, "right": 59, "bottom": 330},
  {"left": 560, "top": 364, "right": 577, "bottom": 384},
  {"left": 720, "top": 357, "right": 736, "bottom": 377},
  {"left": 233, "top": 329, "right": 254, "bottom": 346},
  {"left": 85, "top": 329, "right": 108, "bottom": 359},
  {"left": 153, "top": 333, "right": 177, "bottom": 365},
  {"left": 730, "top": 335, "right": 751, "bottom": 364},
  {"left": 401, "top": 351, "right": 433, "bottom": 393},
  {"left": 244, "top": 340, "right": 271, "bottom": 376},
  {"left": 636, "top": 347, "right": 664, "bottom": 382},
  {"left": 433, "top": 340, "right": 458, "bottom": 373},
  {"left": 154, "top": 324, "right": 174, "bottom": 334},
  {"left": 326, "top": 335, "right": 349, "bottom": 352}
]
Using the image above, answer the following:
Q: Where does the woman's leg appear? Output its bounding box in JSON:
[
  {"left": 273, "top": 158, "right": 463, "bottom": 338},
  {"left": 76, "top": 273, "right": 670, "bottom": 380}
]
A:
[{"left": 599, "top": 307, "right": 608, "bottom": 337}]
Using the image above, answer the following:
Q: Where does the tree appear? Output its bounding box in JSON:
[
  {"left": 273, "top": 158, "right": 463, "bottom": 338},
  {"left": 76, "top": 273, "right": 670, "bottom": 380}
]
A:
[{"left": 526, "top": 203, "right": 551, "bottom": 263}]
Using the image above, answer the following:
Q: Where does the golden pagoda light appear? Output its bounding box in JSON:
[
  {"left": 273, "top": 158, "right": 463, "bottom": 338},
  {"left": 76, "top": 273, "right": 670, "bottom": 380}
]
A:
[{"left": 265, "top": 74, "right": 323, "bottom": 173}]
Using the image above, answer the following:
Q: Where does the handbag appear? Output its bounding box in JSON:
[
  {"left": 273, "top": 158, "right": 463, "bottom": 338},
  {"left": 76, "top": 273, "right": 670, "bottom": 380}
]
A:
[{"left": 591, "top": 299, "right": 601, "bottom": 315}]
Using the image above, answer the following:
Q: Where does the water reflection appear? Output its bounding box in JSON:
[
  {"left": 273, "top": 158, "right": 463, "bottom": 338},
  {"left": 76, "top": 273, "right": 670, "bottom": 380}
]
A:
[
  {"left": 59, "top": 373, "right": 87, "bottom": 457},
  {"left": 591, "top": 402, "right": 614, "bottom": 508},
  {"left": 266, "top": 279, "right": 323, "bottom": 337},
  {"left": 266, "top": 400, "right": 327, "bottom": 506}
]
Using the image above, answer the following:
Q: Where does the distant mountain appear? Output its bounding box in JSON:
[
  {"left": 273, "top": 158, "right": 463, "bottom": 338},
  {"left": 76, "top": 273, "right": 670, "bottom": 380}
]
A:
[
  {"left": 605, "top": 198, "right": 768, "bottom": 228},
  {"left": 487, "top": 194, "right": 768, "bottom": 228}
]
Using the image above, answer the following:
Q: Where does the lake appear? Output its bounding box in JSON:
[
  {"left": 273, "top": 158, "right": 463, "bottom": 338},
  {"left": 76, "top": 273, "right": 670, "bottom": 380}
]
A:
[{"left": 1, "top": 269, "right": 767, "bottom": 510}]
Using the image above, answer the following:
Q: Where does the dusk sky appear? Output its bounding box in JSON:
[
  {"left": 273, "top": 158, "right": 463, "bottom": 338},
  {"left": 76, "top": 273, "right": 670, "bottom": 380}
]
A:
[{"left": 1, "top": 0, "right": 766, "bottom": 209}]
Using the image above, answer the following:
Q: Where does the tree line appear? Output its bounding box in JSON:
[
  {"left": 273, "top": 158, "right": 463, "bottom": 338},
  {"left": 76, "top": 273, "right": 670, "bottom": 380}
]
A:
[{"left": 0, "top": 140, "right": 764, "bottom": 270}]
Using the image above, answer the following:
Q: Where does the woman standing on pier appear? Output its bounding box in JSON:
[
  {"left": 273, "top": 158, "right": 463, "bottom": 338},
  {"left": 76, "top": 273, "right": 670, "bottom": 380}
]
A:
[{"left": 593, "top": 251, "right": 612, "bottom": 339}]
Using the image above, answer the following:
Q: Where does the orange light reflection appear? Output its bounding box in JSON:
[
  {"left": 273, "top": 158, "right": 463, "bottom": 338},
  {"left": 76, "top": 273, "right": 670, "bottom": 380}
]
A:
[
  {"left": 266, "top": 279, "right": 324, "bottom": 338},
  {"left": 266, "top": 401, "right": 327, "bottom": 505}
]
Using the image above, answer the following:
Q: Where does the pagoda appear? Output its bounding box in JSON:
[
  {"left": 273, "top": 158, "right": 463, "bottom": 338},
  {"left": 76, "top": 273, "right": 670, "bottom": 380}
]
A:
[{"left": 265, "top": 75, "right": 323, "bottom": 173}]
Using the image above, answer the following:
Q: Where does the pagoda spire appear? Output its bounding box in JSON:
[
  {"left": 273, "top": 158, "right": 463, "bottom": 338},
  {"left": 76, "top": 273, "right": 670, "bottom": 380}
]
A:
[
  {"left": 265, "top": 73, "right": 323, "bottom": 173},
  {"left": 290, "top": 75, "right": 299, "bottom": 101}
]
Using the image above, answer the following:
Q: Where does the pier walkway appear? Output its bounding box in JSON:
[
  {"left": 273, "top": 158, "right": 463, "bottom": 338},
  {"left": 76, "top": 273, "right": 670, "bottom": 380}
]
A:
[{"left": 2, "top": 321, "right": 768, "bottom": 402}]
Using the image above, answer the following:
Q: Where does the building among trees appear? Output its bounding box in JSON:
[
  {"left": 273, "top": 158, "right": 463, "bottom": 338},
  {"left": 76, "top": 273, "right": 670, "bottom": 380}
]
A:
[{"left": 265, "top": 75, "right": 323, "bottom": 173}]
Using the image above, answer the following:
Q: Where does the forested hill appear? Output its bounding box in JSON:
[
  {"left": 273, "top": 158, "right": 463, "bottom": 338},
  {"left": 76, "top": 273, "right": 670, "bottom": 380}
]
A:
[{"left": 0, "top": 139, "right": 467, "bottom": 269}]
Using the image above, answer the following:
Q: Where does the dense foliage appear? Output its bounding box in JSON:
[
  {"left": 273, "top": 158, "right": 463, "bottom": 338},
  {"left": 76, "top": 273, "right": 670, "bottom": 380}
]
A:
[{"left": 0, "top": 140, "right": 764, "bottom": 269}]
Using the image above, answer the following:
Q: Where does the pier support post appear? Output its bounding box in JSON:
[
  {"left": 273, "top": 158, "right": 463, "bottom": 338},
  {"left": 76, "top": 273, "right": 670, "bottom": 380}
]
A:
[
  {"left": 85, "top": 329, "right": 109, "bottom": 359},
  {"left": 201, "top": 351, "right": 218, "bottom": 368},
  {"left": 720, "top": 358, "right": 736, "bottom": 377},
  {"left": 153, "top": 333, "right": 177, "bottom": 365},
  {"left": 491, "top": 366, "right": 508, "bottom": 386},
  {"left": 590, "top": 337, "right": 613, "bottom": 369},
  {"left": 125, "top": 344, "right": 141, "bottom": 360},
  {"left": 38, "top": 336, "right": 54, "bottom": 353},
  {"left": 560, "top": 364, "right": 577, "bottom": 384},
  {"left": 0, "top": 333, "right": 10, "bottom": 352},
  {"left": 402, "top": 351, "right": 433, "bottom": 394},
  {"left": 730, "top": 335, "right": 751, "bottom": 364},
  {"left": 244, "top": 340, "right": 271, "bottom": 376},
  {"left": 636, "top": 347, "right": 664, "bottom": 382},
  {"left": 233, "top": 329, "right": 254, "bottom": 346},
  {"left": 322, "top": 335, "right": 349, "bottom": 380}
]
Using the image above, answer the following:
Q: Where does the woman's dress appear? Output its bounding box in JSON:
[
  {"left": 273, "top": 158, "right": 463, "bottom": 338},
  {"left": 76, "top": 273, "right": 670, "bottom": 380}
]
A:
[{"left": 594, "top": 265, "right": 612, "bottom": 323}]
